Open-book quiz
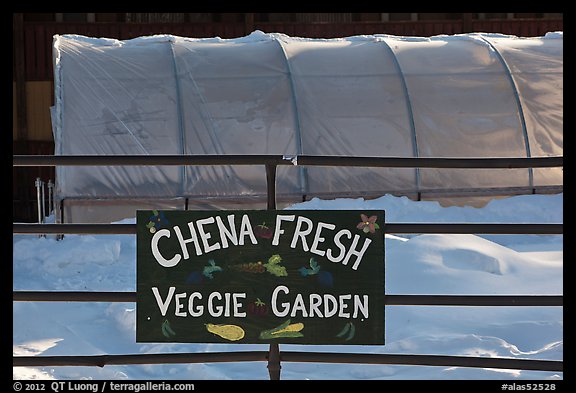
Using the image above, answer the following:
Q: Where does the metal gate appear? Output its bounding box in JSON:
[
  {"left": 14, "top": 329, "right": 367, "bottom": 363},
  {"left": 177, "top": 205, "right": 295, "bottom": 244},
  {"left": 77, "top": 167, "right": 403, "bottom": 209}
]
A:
[{"left": 13, "top": 154, "right": 563, "bottom": 379}]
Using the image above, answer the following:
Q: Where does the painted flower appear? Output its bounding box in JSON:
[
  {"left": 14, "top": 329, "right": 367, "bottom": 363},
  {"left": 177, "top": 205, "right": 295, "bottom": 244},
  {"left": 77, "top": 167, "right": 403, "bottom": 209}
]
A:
[
  {"left": 356, "top": 214, "right": 379, "bottom": 233},
  {"left": 146, "top": 210, "right": 169, "bottom": 233}
]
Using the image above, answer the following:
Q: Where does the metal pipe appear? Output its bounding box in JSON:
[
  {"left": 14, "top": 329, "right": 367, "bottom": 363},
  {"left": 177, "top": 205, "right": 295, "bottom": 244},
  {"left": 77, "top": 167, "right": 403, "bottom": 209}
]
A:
[
  {"left": 267, "top": 344, "right": 281, "bottom": 380},
  {"left": 34, "top": 177, "right": 42, "bottom": 224},
  {"left": 13, "top": 351, "right": 269, "bottom": 367},
  {"left": 11, "top": 352, "right": 562, "bottom": 372},
  {"left": 265, "top": 163, "right": 281, "bottom": 380},
  {"left": 478, "top": 36, "right": 534, "bottom": 192},
  {"left": 40, "top": 179, "right": 46, "bottom": 222},
  {"left": 12, "top": 223, "right": 563, "bottom": 235},
  {"left": 384, "top": 223, "right": 564, "bottom": 235},
  {"left": 384, "top": 294, "right": 563, "bottom": 307},
  {"left": 12, "top": 155, "right": 563, "bottom": 169},
  {"left": 279, "top": 352, "right": 563, "bottom": 372},
  {"left": 57, "top": 199, "right": 65, "bottom": 241},
  {"left": 14, "top": 223, "right": 136, "bottom": 235},
  {"left": 12, "top": 292, "right": 563, "bottom": 307},
  {"left": 379, "top": 39, "right": 422, "bottom": 197},
  {"left": 273, "top": 39, "right": 309, "bottom": 195},
  {"left": 265, "top": 164, "right": 277, "bottom": 210},
  {"left": 47, "top": 179, "right": 54, "bottom": 215},
  {"left": 13, "top": 291, "right": 137, "bottom": 302}
]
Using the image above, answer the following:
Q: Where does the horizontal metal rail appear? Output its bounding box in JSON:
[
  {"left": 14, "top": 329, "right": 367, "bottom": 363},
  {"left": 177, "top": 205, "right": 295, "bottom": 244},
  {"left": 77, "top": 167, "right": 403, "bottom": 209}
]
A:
[
  {"left": 280, "top": 352, "right": 563, "bottom": 372},
  {"left": 13, "top": 223, "right": 136, "bottom": 234},
  {"left": 12, "top": 292, "right": 563, "bottom": 306},
  {"left": 387, "top": 223, "right": 563, "bottom": 234},
  {"left": 13, "top": 154, "right": 563, "bottom": 168},
  {"left": 13, "top": 291, "right": 137, "bottom": 303},
  {"left": 12, "top": 351, "right": 563, "bottom": 372},
  {"left": 12, "top": 223, "right": 563, "bottom": 235},
  {"left": 13, "top": 352, "right": 268, "bottom": 367},
  {"left": 387, "top": 295, "right": 562, "bottom": 307}
]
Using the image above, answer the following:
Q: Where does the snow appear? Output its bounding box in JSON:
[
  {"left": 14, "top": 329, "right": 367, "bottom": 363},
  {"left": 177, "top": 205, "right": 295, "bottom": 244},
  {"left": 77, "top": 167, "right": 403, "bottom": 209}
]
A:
[
  {"left": 544, "top": 31, "right": 563, "bottom": 39},
  {"left": 13, "top": 193, "right": 562, "bottom": 380},
  {"left": 55, "top": 30, "right": 563, "bottom": 48}
]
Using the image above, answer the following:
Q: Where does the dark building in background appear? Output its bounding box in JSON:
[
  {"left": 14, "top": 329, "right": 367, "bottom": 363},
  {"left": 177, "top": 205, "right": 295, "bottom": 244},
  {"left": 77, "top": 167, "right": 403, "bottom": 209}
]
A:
[{"left": 13, "top": 13, "right": 563, "bottom": 222}]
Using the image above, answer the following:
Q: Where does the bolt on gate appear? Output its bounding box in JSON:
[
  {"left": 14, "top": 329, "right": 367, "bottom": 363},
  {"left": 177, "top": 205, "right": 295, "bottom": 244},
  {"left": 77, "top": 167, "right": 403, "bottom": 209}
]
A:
[{"left": 12, "top": 154, "right": 563, "bottom": 380}]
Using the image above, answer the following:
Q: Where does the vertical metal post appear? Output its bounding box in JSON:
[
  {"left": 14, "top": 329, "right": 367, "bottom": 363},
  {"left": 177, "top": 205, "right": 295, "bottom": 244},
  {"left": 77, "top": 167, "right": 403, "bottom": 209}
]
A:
[
  {"left": 267, "top": 343, "right": 281, "bottom": 380},
  {"left": 265, "top": 164, "right": 277, "bottom": 210},
  {"left": 47, "top": 180, "right": 54, "bottom": 215},
  {"left": 35, "top": 178, "right": 45, "bottom": 238},
  {"left": 265, "top": 164, "right": 281, "bottom": 380},
  {"left": 40, "top": 179, "right": 46, "bottom": 222},
  {"left": 57, "top": 199, "right": 65, "bottom": 240},
  {"left": 35, "top": 178, "right": 42, "bottom": 224},
  {"left": 60, "top": 199, "right": 65, "bottom": 224}
]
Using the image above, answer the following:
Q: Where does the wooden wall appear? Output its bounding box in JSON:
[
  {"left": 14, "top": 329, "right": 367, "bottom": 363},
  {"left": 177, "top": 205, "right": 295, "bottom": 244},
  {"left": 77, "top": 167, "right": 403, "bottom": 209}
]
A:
[{"left": 13, "top": 81, "right": 53, "bottom": 141}]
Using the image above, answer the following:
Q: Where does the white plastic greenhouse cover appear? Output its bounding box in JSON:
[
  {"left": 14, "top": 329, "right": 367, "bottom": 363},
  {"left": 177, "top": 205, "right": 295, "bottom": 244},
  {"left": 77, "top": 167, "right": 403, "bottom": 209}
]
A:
[{"left": 52, "top": 31, "right": 563, "bottom": 223}]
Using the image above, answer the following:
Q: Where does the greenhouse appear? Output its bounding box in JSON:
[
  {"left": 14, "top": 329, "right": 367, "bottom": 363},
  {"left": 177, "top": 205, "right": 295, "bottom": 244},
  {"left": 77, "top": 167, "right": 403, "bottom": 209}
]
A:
[{"left": 51, "top": 31, "right": 563, "bottom": 223}]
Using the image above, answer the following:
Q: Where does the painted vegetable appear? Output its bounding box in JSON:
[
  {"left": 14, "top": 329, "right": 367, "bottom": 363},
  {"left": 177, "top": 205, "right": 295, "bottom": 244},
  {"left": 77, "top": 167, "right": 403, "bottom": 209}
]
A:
[
  {"left": 231, "top": 261, "right": 266, "bottom": 273},
  {"left": 259, "top": 319, "right": 304, "bottom": 339},
  {"left": 247, "top": 298, "right": 269, "bottom": 316},
  {"left": 161, "top": 320, "right": 176, "bottom": 338},
  {"left": 206, "top": 323, "right": 245, "bottom": 341},
  {"left": 335, "top": 322, "right": 356, "bottom": 341},
  {"left": 254, "top": 223, "right": 274, "bottom": 239},
  {"left": 231, "top": 255, "right": 287, "bottom": 277}
]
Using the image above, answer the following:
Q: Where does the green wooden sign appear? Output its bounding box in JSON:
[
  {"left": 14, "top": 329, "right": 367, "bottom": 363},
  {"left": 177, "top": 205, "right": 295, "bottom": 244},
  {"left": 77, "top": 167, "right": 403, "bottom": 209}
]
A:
[{"left": 137, "top": 210, "right": 385, "bottom": 345}]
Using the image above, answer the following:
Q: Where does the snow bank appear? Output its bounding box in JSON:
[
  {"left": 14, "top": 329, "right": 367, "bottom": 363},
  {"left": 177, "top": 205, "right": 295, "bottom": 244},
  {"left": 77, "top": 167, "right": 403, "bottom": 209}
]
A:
[{"left": 13, "top": 193, "right": 562, "bottom": 380}]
